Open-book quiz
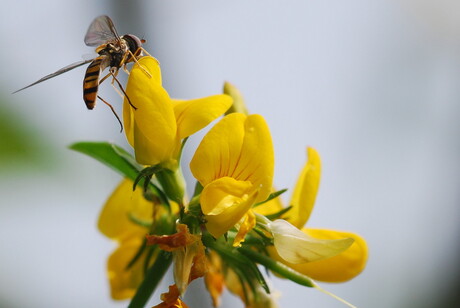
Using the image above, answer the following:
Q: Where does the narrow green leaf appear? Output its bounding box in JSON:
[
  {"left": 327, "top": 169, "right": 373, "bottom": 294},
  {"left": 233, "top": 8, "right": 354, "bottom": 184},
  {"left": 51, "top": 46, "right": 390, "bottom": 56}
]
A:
[
  {"left": 253, "top": 188, "right": 288, "bottom": 207},
  {"left": 69, "top": 141, "right": 169, "bottom": 205},
  {"left": 69, "top": 142, "right": 141, "bottom": 180},
  {"left": 128, "top": 251, "right": 172, "bottom": 308}
]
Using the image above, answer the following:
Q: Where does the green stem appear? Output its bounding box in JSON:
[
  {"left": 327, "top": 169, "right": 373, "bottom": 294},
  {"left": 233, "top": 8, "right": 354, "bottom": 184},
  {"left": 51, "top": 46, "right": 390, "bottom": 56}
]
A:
[
  {"left": 128, "top": 251, "right": 172, "bottom": 308},
  {"left": 156, "top": 167, "right": 185, "bottom": 205},
  {"left": 237, "top": 246, "right": 314, "bottom": 288}
]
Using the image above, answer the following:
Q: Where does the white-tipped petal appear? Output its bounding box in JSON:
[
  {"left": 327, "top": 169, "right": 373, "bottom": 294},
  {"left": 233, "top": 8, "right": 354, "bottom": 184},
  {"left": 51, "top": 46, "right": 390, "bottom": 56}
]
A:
[{"left": 269, "top": 219, "right": 354, "bottom": 264}]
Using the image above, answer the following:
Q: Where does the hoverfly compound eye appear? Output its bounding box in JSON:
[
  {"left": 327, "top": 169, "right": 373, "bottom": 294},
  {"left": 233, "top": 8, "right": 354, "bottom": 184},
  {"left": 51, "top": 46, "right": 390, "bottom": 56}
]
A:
[{"left": 122, "top": 34, "right": 143, "bottom": 57}]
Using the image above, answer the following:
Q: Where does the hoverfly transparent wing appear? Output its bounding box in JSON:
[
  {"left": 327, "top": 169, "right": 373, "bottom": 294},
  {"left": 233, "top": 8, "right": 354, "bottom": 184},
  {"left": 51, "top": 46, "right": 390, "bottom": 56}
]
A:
[
  {"left": 84, "top": 15, "right": 120, "bottom": 46},
  {"left": 13, "top": 59, "right": 93, "bottom": 94}
]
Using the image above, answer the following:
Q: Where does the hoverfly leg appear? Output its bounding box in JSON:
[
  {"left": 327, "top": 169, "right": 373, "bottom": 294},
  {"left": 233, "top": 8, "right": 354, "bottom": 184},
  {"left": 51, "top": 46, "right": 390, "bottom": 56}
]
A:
[
  {"left": 97, "top": 95, "right": 123, "bottom": 132},
  {"left": 110, "top": 72, "right": 137, "bottom": 110},
  {"left": 128, "top": 49, "right": 152, "bottom": 78},
  {"left": 122, "top": 64, "right": 131, "bottom": 76},
  {"left": 98, "top": 71, "right": 113, "bottom": 85}
]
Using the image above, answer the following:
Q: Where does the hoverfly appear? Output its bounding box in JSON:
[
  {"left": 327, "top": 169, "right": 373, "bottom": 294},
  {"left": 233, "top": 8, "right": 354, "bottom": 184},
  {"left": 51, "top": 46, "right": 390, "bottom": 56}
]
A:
[{"left": 14, "top": 15, "right": 148, "bottom": 130}]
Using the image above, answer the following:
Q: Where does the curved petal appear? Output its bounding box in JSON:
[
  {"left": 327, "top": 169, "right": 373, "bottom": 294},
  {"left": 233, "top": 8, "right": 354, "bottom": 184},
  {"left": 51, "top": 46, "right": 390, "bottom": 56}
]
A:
[
  {"left": 285, "top": 147, "right": 321, "bottom": 228},
  {"left": 123, "top": 56, "right": 162, "bottom": 147},
  {"left": 201, "top": 177, "right": 258, "bottom": 238},
  {"left": 98, "top": 179, "right": 152, "bottom": 240},
  {"left": 190, "top": 113, "right": 246, "bottom": 186},
  {"left": 172, "top": 94, "right": 232, "bottom": 140},
  {"left": 269, "top": 228, "right": 368, "bottom": 282},
  {"left": 233, "top": 210, "right": 256, "bottom": 247},
  {"left": 123, "top": 56, "right": 177, "bottom": 165},
  {"left": 269, "top": 219, "right": 354, "bottom": 263},
  {"left": 200, "top": 177, "right": 253, "bottom": 215},
  {"left": 190, "top": 113, "right": 274, "bottom": 203},
  {"left": 232, "top": 114, "right": 274, "bottom": 203}
]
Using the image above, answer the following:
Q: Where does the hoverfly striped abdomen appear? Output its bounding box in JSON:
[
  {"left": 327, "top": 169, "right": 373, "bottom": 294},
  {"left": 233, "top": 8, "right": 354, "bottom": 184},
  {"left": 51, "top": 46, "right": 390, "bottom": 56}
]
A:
[{"left": 83, "top": 55, "right": 109, "bottom": 109}]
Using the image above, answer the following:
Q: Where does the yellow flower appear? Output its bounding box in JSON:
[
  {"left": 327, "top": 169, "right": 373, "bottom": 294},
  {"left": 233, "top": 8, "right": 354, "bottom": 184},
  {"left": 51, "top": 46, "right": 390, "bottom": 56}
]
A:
[
  {"left": 260, "top": 147, "right": 368, "bottom": 282},
  {"left": 106, "top": 230, "right": 154, "bottom": 300},
  {"left": 190, "top": 113, "right": 274, "bottom": 240},
  {"left": 98, "top": 178, "right": 154, "bottom": 299},
  {"left": 123, "top": 56, "right": 232, "bottom": 168},
  {"left": 98, "top": 179, "right": 153, "bottom": 240}
]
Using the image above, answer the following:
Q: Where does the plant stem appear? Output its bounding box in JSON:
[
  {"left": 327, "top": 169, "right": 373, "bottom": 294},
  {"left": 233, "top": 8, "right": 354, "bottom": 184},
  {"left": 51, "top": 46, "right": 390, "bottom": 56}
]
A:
[
  {"left": 128, "top": 251, "right": 172, "bottom": 308},
  {"left": 237, "top": 246, "right": 314, "bottom": 288}
]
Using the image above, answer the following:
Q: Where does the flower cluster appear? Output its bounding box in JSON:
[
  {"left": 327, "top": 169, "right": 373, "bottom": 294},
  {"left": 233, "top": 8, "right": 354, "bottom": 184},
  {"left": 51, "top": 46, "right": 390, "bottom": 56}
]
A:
[{"left": 72, "top": 56, "right": 368, "bottom": 308}]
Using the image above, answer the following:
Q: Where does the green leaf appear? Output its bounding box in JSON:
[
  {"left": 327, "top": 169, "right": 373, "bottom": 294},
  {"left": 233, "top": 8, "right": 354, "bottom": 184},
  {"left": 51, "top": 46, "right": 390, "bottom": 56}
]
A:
[
  {"left": 69, "top": 141, "right": 169, "bottom": 206},
  {"left": 69, "top": 142, "right": 141, "bottom": 180}
]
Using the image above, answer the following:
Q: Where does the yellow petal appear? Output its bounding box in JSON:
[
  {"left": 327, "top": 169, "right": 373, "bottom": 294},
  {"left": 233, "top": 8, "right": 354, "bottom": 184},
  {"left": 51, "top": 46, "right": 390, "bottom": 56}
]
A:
[
  {"left": 285, "top": 147, "right": 321, "bottom": 228},
  {"left": 233, "top": 210, "right": 256, "bottom": 247},
  {"left": 98, "top": 179, "right": 152, "bottom": 240},
  {"left": 232, "top": 114, "right": 274, "bottom": 203},
  {"left": 123, "top": 56, "right": 162, "bottom": 147},
  {"left": 107, "top": 234, "right": 153, "bottom": 300},
  {"left": 200, "top": 177, "right": 253, "bottom": 215},
  {"left": 190, "top": 113, "right": 246, "bottom": 186},
  {"left": 201, "top": 177, "right": 258, "bottom": 238},
  {"left": 269, "top": 219, "right": 354, "bottom": 263},
  {"left": 190, "top": 113, "right": 274, "bottom": 203},
  {"left": 269, "top": 228, "right": 368, "bottom": 282},
  {"left": 124, "top": 56, "right": 177, "bottom": 165},
  {"left": 172, "top": 94, "right": 232, "bottom": 140},
  {"left": 123, "top": 94, "right": 135, "bottom": 148}
]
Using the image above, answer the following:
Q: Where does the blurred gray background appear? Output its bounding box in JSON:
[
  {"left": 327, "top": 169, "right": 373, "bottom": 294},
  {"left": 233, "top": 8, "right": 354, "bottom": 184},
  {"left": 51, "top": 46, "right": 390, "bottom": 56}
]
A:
[{"left": 1, "top": 1, "right": 459, "bottom": 307}]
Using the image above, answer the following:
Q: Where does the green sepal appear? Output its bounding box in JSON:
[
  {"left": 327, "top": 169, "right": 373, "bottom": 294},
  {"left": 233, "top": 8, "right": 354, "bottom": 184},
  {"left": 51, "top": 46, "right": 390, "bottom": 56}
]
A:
[
  {"left": 253, "top": 188, "right": 288, "bottom": 207},
  {"left": 133, "top": 165, "right": 162, "bottom": 191},
  {"left": 264, "top": 205, "right": 293, "bottom": 220}
]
